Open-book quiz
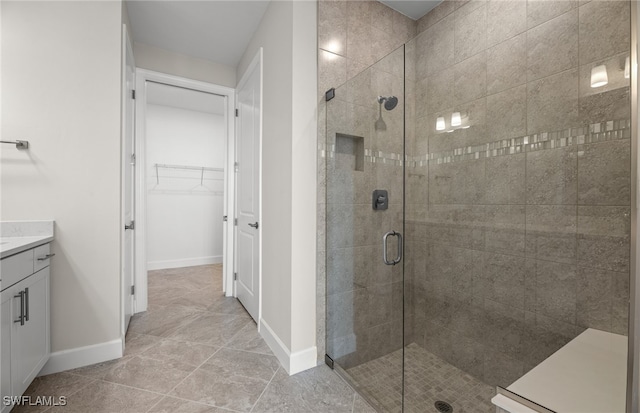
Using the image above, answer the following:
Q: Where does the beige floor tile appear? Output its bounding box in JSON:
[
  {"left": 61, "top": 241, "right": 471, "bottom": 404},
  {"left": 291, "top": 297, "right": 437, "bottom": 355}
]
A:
[
  {"left": 224, "top": 323, "right": 272, "bottom": 355},
  {"left": 170, "top": 367, "right": 269, "bottom": 412},
  {"left": 206, "top": 297, "right": 249, "bottom": 316},
  {"left": 147, "top": 396, "right": 229, "bottom": 413},
  {"left": 251, "top": 366, "right": 355, "bottom": 413},
  {"left": 9, "top": 372, "right": 93, "bottom": 413},
  {"left": 47, "top": 380, "right": 162, "bottom": 413},
  {"left": 169, "top": 313, "right": 251, "bottom": 346},
  {"left": 202, "top": 348, "right": 279, "bottom": 382},
  {"left": 128, "top": 305, "right": 203, "bottom": 337},
  {"left": 142, "top": 338, "right": 219, "bottom": 367},
  {"left": 101, "top": 355, "right": 196, "bottom": 394},
  {"left": 69, "top": 356, "right": 131, "bottom": 379},
  {"left": 123, "top": 333, "right": 162, "bottom": 356}
]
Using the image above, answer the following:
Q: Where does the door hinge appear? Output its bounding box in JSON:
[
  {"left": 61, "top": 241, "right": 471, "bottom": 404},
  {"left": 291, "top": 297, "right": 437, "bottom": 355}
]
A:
[
  {"left": 223, "top": 215, "right": 228, "bottom": 222},
  {"left": 130, "top": 285, "right": 135, "bottom": 295},
  {"left": 132, "top": 90, "right": 136, "bottom": 100},
  {"left": 125, "top": 220, "right": 135, "bottom": 230},
  {"left": 234, "top": 218, "right": 238, "bottom": 226},
  {"left": 235, "top": 108, "right": 239, "bottom": 117},
  {"left": 130, "top": 153, "right": 136, "bottom": 165},
  {"left": 234, "top": 162, "right": 239, "bottom": 173},
  {"left": 234, "top": 272, "right": 237, "bottom": 281}
]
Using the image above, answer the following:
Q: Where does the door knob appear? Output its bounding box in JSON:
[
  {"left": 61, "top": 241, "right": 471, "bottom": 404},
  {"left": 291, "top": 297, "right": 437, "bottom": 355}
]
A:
[{"left": 248, "top": 222, "right": 259, "bottom": 229}]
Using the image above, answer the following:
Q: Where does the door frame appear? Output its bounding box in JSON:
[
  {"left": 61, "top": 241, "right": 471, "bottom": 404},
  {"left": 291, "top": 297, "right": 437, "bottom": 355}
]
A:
[
  {"left": 120, "top": 23, "right": 136, "bottom": 343},
  {"left": 133, "top": 69, "right": 237, "bottom": 312},
  {"left": 234, "top": 48, "right": 263, "bottom": 325}
]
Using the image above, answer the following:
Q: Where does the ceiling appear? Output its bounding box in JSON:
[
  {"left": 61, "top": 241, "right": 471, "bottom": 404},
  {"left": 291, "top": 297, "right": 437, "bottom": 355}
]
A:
[
  {"left": 125, "top": 0, "right": 441, "bottom": 71},
  {"left": 379, "top": 0, "right": 442, "bottom": 20},
  {"left": 125, "top": 1, "right": 270, "bottom": 68}
]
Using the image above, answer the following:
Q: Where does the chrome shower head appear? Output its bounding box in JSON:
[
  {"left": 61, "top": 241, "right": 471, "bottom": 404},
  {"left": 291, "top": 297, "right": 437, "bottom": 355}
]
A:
[{"left": 377, "top": 96, "right": 398, "bottom": 111}]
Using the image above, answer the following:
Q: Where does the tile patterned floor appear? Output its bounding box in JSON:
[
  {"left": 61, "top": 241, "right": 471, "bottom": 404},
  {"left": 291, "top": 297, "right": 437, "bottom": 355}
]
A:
[
  {"left": 11, "top": 265, "right": 375, "bottom": 413},
  {"left": 346, "top": 343, "right": 495, "bottom": 413}
]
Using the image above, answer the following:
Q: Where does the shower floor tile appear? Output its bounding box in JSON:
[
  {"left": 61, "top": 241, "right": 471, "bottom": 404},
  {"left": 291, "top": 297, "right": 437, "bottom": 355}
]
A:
[{"left": 346, "top": 343, "right": 495, "bottom": 413}]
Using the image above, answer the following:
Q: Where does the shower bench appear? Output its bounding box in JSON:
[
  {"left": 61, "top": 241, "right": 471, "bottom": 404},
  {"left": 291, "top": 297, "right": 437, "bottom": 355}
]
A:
[{"left": 491, "top": 328, "right": 627, "bottom": 413}]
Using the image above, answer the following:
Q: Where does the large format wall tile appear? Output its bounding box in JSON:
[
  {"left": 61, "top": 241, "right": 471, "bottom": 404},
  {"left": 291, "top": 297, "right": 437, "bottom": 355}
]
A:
[
  {"left": 577, "top": 206, "right": 630, "bottom": 273},
  {"left": 454, "top": 52, "right": 487, "bottom": 105},
  {"left": 527, "top": 9, "right": 578, "bottom": 82},
  {"left": 527, "top": 69, "right": 580, "bottom": 134},
  {"left": 525, "top": 205, "right": 577, "bottom": 264},
  {"left": 487, "top": 85, "right": 527, "bottom": 140},
  {"left": 454, "top": 2, "right": 487, "bottom": 63},
  {"left": 527, "top": 0, "right": 577, "bottom": 29},
  {"left": 525, "top": 147, "right": 577, "bottom": 205},
  {"left": 487, "top": 33, "right": 527, "bottom": 95},
  {"left": 486, "top": 0, "right": 526, "bottom": 47},
  {"left": 485, "top": 153, "right": 526, "bottom": 205},
  {"left": 578, "top": 140, "right": 631, "bottom": 206},
  {"left": 579, "top": 0, "right": 630, "bottom": 65}
]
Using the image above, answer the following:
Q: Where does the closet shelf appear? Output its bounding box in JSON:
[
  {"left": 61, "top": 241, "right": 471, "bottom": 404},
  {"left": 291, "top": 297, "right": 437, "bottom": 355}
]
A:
[{"left": 154, "top": 163, "right": 223, "bottom": 185}]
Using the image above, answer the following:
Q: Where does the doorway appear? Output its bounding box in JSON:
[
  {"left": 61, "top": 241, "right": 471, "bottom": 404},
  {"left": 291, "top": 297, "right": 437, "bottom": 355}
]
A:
[{"left": 133, "top": 70, "right": 236, "bottom": 313}]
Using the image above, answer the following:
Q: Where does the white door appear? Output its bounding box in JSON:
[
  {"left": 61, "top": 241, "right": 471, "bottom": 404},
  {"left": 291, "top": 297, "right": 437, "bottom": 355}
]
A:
[
  {"left": 122, "top": 27, "right": 136, "bottom": 333},
  {"left": 235, "top": 51, "right": 261, "bottom": 322}
]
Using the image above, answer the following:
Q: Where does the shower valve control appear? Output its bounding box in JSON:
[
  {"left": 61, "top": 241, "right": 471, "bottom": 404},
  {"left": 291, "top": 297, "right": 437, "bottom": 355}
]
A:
[{"left": 372, "top": 190, "right": 388, "bottom": 210}]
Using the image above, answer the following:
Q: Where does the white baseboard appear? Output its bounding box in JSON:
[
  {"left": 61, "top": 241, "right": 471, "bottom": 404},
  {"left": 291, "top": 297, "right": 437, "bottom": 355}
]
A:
[
  {"left": 147, "top": 255, "right": 222, "bottom": 271},
  {"left": 259, "top": 319, "right": 317, "bottom": 376},
  {"left": 38, "top": 338, "right": 123, "bottom": 376}
]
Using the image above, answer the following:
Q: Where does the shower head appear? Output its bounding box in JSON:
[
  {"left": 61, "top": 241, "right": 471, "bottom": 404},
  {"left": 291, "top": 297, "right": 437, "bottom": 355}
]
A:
[{"left": 377, "top": 96, "right": 398, "bottom": 111}]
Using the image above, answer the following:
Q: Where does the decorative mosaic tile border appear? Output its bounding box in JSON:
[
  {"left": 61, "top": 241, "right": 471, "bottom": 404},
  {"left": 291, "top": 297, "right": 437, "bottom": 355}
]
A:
[{"left": 322, "top": 119, "right": 631, "bottom": 168}]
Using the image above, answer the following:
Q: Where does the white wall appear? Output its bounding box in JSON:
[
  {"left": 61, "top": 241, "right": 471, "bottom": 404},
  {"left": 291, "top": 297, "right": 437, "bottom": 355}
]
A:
[
  {"left": 237, "top": 0, "right": 318, "bottom": 373},
  {"left": 1, "top": 0, "right": 123, "bottom": 356},
  {"left": 145, "top": 103, "right": 225, "bottom": 270},
  {"left": 135, "top": 42, "right": 236, "bottom": 89}
]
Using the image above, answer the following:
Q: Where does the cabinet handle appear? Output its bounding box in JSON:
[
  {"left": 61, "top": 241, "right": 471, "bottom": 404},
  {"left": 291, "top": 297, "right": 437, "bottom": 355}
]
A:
[
  {"left": 13, "top": 291, "right": 24, "bottom": 325},
  {"left": 24, "top": 287, "right": 29, "bottom": 322},
  {"left": 37, "top": 253, "right": 55, "bottom": 261}
]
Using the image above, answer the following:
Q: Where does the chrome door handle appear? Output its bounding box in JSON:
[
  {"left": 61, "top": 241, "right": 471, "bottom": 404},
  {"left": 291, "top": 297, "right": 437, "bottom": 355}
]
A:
[
  {"left": 382, "top": 231, "right": 403, "bottom": 266},
  {"left": 125, "top": 221, "right": 135, "bottom": 230},
  {"left": 24, "top": 288, "right": 29, "bottom": 322},
  {"left": 14, "top": 291, "right": 24, "bottom": 325},
  {"left": 37, "top": 253, "right": 55, "bottom": 261},
  {"left": 248, "top": 222, "right": 259, "bottom": 229}
]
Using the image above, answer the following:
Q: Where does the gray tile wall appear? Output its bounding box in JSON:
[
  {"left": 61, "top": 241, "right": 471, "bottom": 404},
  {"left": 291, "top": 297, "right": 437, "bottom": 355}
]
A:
[
  {"left": 406, "top": 0, "right": 631, "bottom": 388},
  {"left": 317, "top": 0, "right": 417, "bottom": 365}
]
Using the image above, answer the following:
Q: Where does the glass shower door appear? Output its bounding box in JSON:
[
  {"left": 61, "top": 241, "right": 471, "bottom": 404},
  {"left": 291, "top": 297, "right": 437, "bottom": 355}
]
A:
[{"left": 325, "top": 45, "right": 406, "bottom": 412}]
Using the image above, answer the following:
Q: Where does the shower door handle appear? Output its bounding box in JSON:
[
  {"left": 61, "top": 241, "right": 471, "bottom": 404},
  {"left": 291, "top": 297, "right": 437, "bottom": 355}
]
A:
[{"left": 383, "top": 231, "right": 403, "bottom": 265}]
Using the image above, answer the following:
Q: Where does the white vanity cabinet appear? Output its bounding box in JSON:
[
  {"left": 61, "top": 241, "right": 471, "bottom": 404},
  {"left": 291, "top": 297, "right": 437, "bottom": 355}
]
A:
[{"left": 0, "top": 243, "right": 51, "bottom": 413}]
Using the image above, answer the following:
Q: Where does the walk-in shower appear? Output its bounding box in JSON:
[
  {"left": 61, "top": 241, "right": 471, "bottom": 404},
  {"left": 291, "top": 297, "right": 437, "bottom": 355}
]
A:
[{"left": 324, "top": 0, "right": 634, "bottom": 411}]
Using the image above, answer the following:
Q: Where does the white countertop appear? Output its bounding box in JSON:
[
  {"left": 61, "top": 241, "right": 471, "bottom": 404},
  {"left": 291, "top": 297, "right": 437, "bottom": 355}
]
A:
[
  {"left": 1, "top": 220, "right": 54, "bottom": 259},
  {"left": 493, "top": 328, "right": 627, "bottom": 413},
  {"left": 1, "top": 235, "right": 54, "bottom": 259}
]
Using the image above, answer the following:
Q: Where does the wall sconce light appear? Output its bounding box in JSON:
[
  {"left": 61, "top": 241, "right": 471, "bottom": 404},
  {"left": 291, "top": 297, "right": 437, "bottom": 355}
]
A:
[
  {"left": 625, "top": 56, "right": 630, "bottom": 79},
  {"left": 451, "top": 112, "right": 462, "bottom": 127},
  {"left": 590, "top": 65, "right": 608, "bottom": 88},
  {"left": 436, "top": 116, "right": 446, "bottom": 131}
]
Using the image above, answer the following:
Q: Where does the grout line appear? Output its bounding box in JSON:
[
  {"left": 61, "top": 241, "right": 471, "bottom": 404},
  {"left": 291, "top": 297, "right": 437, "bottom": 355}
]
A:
[{"left": 249, "top": 366, "right": 281, "bottom": 413}]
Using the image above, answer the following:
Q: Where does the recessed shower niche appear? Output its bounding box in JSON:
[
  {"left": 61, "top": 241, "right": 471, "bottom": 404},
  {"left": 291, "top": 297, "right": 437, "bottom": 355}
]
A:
[{"left": 335, "top": 133, "right": 364, "bottom": 172}]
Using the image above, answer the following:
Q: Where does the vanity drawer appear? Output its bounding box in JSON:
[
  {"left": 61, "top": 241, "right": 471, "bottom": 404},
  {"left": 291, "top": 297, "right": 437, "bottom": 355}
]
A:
[
  {"left": 34, "top": 244, "right": 52, "bottom": 272},
  {"left": 0, "top": 249, "right": 34, "bottom": 291}
]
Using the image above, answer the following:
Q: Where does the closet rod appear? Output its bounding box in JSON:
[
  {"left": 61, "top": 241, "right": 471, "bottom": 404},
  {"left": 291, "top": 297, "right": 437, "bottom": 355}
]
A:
[{"left": 155, "top": 163, "right": 223, "bottom": 172}]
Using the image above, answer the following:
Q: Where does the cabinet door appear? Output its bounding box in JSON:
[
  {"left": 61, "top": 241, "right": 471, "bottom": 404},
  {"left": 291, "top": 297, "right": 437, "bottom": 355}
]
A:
[
  {"left": 1, "top": 289, "right": 14, "bottom": 413},
  {"left": 11, "top": 267, "right": 50, "bottom": 398}
]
